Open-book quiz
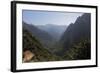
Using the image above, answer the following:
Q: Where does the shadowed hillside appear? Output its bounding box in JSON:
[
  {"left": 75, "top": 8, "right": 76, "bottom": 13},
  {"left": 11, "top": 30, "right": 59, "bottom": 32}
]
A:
[
  {"left": 22, "top": 13, "right": 91, "bottom": 62},
  {"left": 55, "top": 13, "right": 91, "bottom": 59},
  {"left": 23, "top": 22, "right": 55, "bottom": 49},
  {"left": 23, "top": 29, "right": 62, "bottom": 62}
]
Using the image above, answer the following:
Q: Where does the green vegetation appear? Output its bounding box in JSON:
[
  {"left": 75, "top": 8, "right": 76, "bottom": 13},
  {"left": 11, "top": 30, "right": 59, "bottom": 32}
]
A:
[
  {"left": 23, "top": 29, "right": 91, "bottom": 63},
  {"left": 63, "top": 39, "right": 91, "bottom": 60},
  {"left": 22, "top": 13, "right": 91, "bottom": 63},
  {"left": 23, "top": 29, "right": 62, "bottom": 62}
]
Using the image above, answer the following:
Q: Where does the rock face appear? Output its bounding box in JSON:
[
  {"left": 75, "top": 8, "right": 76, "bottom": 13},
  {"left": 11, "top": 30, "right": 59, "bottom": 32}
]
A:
[
  {"left": 23, "top": 50, "right": 35, "bottom": 62},
  {"left": 59, "top": 13, "right": 91, "bottom": 53}
]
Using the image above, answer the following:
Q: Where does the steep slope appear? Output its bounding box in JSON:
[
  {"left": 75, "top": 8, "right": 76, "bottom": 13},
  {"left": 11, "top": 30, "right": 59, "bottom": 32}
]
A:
[
  {"left": 23, "top": 22, "right": 55, "bottom": 49},
  {"left": 58, "top": 13, "right": 91, "bottom": 56},
  {"left": 23, "top": 29, "right": 61, "bottom": 62},
  {"left": 63, "top": 39, "right": 91, "bottom": 60}
]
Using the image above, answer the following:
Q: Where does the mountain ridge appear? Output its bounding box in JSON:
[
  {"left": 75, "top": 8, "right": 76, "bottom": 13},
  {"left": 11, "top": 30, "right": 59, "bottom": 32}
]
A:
[
  {"left": 23, "top": 22, "right": 55, "bottom": 49},
  {"left": 55, "top": 13, "right": 91, "bottom": 56},
  {"left": 37, "top": 24, "right": 67, "bottom": 40}
]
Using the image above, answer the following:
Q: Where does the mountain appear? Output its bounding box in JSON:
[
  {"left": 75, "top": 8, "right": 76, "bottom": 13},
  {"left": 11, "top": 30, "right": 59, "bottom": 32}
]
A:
[
  {"left": 57, "top": 13, "right": 91, "bottom": 56},
  {"left": 37, "top": 24, "right": 67, "bottom": 40},
  {"left": 22, "top": 13, "right": 91, "bottom": 61},
  {"left": 23, "top": 22, "right": 55, "bottom": 49},
  {"left": 23, "top": 29, "right": 61, "bottom": 62}
]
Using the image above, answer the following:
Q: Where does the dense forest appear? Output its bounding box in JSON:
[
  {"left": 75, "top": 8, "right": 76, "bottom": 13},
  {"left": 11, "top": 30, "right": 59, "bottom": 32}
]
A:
[{"left": 23, "top": 13, "right": 91, "bottom": 62}]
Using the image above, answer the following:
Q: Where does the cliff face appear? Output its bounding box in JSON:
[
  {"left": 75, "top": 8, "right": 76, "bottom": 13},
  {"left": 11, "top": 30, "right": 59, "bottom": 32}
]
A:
[{"left": 60, "top": 13, "right": 91, "bottom": 51}]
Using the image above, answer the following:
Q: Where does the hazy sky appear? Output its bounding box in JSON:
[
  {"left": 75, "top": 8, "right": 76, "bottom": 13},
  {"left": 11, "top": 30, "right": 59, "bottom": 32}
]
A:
[{"left": 22, "top": 10, "right": 83, "bottom": 26}]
